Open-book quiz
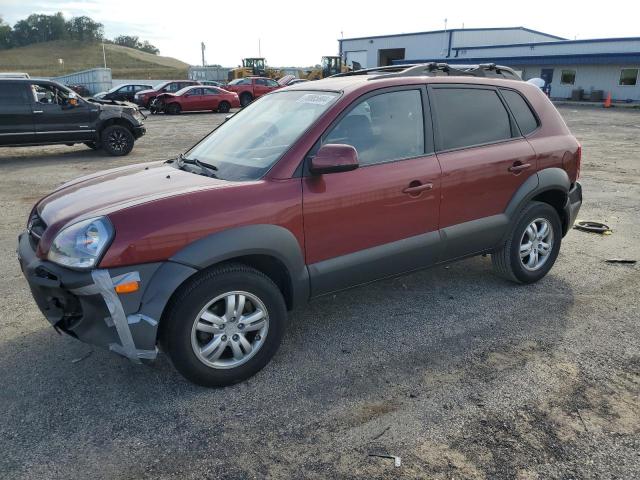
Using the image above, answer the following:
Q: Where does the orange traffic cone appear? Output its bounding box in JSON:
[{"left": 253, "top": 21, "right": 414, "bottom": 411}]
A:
[{"left": 604, "top": 92, "right": 612, "bottom": 108}]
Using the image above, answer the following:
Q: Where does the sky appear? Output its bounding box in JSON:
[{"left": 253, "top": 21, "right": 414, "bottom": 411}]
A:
[{"left": 1, "top": 0, "right": 639, "bottom": 67}]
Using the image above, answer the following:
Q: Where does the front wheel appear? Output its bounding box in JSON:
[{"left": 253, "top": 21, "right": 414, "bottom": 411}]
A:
[
  {"left": 492, "top": 201, "right": 562, "bottom": 283},
  {"left": 167, "top": 103, "right": 181, "bottom": 115},
  {"left": 101, "top": 125, "right": 135, "bottom": 156},
  {"left": 160, "top": 264, "right": 286, "bottom": 387}
]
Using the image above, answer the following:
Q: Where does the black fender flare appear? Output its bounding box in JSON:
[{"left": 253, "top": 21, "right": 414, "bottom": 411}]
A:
[
  {"left": 169, "top": 224, "right": 310, "bottom": 308},
  {"left": 504, "top": 167, "right": 571, "bottom": 236}
]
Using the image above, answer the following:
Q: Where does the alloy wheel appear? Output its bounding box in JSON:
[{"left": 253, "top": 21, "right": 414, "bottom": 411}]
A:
[
  {"left": 107, "top": 130, "right": 128, "bottom": 153},
  {"left": 190, "top": 291, "right": 269, "bottom": 369}
]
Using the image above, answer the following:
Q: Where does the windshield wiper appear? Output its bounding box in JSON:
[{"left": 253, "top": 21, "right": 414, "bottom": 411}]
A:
[{"left": 177, "top": 153, "right": 219, "bottom": 178}]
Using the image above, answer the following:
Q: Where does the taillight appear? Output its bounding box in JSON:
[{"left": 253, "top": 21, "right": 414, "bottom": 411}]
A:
[{"left": 576, "top": 144, "right": 582, "bottom": 180}]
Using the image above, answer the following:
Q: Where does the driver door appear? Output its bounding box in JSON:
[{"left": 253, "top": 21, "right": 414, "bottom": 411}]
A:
[
  {"left": 302, "top": 87, "right": 443, "bottom": 296},
  {"left": 32, "top": 82, "right": 99, "bottom": 142}
]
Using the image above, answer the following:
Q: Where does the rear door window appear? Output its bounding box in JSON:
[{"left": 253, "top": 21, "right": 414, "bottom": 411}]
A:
[
  {"left": 324, "top": 89, "right": 425, "bottom": 166},
  {"left": 0, "top": 83, "right": 30, "bottom": 105},
  {"left": 501, "top": 89, "right": 539, "bottom": 135},
  {"left": 431, "top": 87, "right": 512, "bottom": 151}
]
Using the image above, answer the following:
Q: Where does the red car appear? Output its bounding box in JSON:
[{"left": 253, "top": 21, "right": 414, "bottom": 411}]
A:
[
  {"left": 153, "top": 85, "right": 240, "bottom": 114},
  {"left": 223, "top": 76, "right": 281, "bottom": 107},
  {"left": 133, "top": 80, "right": 199, "bottom": 108},
  {"left": 18, "top": 63, "right": 582, "bottom": 387}
]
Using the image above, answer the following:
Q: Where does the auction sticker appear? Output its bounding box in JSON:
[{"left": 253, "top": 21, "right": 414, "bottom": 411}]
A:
[{"left": 296, "top": 94, "right": 335, "bottom": 105}]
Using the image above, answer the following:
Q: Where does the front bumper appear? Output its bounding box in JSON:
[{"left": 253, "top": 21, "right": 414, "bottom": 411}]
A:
[
  {"left": 564, "top": 181, "right": 582, "bottom": 235},
  {"left": 132, "top": 125, "right": 146, "bottom": 139},
  {"left": 17, "top": 232, "right": 191, "bottom": 362}
]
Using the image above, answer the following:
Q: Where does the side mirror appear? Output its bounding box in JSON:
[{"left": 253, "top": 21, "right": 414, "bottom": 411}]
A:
[{"left": 310, "top": 144, "right": 359, "bottom": 175}]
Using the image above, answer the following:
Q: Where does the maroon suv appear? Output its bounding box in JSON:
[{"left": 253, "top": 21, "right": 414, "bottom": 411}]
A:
[
  {"left": 18, "top": 63, "right": 582, "bottom": 387},
  {"left": 133, "top": 80, "right": 199, "bottom": 108}
]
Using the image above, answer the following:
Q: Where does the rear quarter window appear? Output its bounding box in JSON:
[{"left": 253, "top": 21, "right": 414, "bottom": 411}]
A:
[
  {"left": 0, "top": 83, "right": 30, "bottom": 104},
  {"left": 432, "top": 87, "right": 512, "bottom": 151},
  {"left": 501, "top": 89, "right": 539, "bottom": 135}
]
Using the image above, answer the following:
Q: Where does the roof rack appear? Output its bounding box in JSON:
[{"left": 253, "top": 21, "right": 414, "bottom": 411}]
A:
[{"left": 332, "top": 62, "right": 521, "bottom": 81}]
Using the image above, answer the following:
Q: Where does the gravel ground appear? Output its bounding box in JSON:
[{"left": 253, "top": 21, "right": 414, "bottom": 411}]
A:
[{"left": 0, "top": 106, "right": 638, "bottom": 480}]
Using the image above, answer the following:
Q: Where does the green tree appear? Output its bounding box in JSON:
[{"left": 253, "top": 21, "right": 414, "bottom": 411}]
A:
[
  {"left": 66, "top": 16, "right": 103, "bottom": 41},
  {"left": 0, "top": 17, "right": 12, "bottom": 49}
]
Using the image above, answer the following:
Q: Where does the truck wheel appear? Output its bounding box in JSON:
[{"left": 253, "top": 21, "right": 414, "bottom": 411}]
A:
[
  {"left": 492, "top": 201, "right": 562, "bottom": 284},
  {"left": 240, "top": 93, "right": 253, "bottom": 108},
  {"left": 217, "top": 101, "right": 231, "bottom": 113},
  {"left": 167, "top": 103, "right": 181, "bottom": 115},
  {"left": 160, "top": 263, "right": 286, "bottom": 387},
  {"left": 101, "top": 125, "right": 135, "bottom": 156},
  {"left": 84, "top": 142, "right": 100, "bottom": 150}
]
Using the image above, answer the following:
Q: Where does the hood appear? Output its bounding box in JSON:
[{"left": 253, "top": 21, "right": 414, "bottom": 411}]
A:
[{"left": 37, "top": 162, "right": 232, "bottom": 233}]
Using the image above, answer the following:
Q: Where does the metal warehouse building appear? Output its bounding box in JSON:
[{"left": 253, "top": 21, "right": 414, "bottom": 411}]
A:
[{"left": 339, "top": 27, "right": 640, "bottom": 102}]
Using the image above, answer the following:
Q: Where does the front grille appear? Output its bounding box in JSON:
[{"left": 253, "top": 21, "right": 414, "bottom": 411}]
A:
[{"left": 27, "top": 212, "right": 46, "bottom": 249}]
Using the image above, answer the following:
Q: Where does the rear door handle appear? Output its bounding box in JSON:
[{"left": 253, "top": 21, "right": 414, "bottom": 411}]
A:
[
  {"left": 508, "top": 162, "right": 531, "bottom": 173},
  {"left": 403, "top": 182, "right": 433, "bottom": 195}
]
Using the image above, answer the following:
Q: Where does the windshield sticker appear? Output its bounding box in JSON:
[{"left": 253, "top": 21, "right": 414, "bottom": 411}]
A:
[{"left": 296, "top": 94, "right": 335, "bottom": 105}]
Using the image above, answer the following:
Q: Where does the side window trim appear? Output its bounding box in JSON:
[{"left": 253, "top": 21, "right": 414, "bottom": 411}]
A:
[
  {"left": 300, "top": 85, "right": 434, "bottom": 177},
  {"left": 428, "top": 83, "right": 521, "bottom": 154},
  {"left": 497, "top": 87, "right": 541, "bottom": 137}
]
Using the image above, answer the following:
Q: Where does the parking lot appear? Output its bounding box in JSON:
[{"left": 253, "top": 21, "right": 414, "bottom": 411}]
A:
[{"left": 0, "top": 106, "right": 638, "bottom": 479}]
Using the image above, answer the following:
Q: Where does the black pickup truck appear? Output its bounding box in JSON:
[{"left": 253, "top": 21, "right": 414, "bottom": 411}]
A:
[{"left": 0, "top": 78, "right": 145, "bottom": 156}]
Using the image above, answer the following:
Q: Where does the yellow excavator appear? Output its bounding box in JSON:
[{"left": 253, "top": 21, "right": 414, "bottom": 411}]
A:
[
  {"left": 228, "top": 58, "right": 283, "bottom": 81},
  {"left": 300, "top": 56, "right": 352, "bottom": 80}
]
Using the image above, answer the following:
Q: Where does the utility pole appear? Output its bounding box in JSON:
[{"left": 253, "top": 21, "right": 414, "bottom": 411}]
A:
[
  {"left": 258, "top": 38, "right": 261, "bottom": 57},
  {"left": 102, "top": 43, "right": 107, "bottom": 68},
  {"left": 201, "top": 42, "right": 206, "bottom": 67}
]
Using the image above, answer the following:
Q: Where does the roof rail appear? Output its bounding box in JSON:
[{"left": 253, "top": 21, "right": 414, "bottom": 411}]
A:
[{"left": 332, "top": 62, "right": 521, "bottom": 81}]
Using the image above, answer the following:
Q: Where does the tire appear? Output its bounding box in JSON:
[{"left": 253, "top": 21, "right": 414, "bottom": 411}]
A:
[
  {"left": 492, "top": 201, "right": 562, "bottom": 284},
  {"left": 84, "top": 141, "right": 99, "bottom": 150},
  {"left": 145, "top": 97, "right": 156, "bottom": 109},
  {"left": 240, "top": 93, "right": 253, "bottom": 108},
  {"left": 217, "top": 101, "right": 231, "bottom": 113},
  {"left": 101, "top": 125, "right": 135, "bottom": 156},
  {"left": 167, "top": 103, "right": 181, "bottom": 115},
  {"left": 160, "top": 263, "right": 287, "bottom": 387}
]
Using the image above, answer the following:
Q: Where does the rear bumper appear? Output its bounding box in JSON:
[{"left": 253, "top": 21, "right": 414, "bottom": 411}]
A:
[
  {"left": 564, "top": 181, "right": 582, "bottom": 235},
  {"left": 17, "top": 232, "right": 196, "bottom": 362}
]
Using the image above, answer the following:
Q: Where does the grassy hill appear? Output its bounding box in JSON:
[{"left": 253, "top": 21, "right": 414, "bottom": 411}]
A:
[{"left": 0, "top": 40, "right": 190, "bottom": 79}]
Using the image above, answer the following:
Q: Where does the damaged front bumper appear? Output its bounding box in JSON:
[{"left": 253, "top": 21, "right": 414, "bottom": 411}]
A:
[{"left": 17, "top": 232, "right": 196, "bottom": 363}]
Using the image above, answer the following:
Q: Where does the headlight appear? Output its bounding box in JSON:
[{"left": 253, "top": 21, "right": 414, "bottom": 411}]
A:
[{"left": 48, "top": 217, "right": 114, "bottom": 269}]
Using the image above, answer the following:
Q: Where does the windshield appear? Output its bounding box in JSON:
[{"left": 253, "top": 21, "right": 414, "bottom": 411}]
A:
[
  {"left": 107, "top": 85, "right": 121, "bottom": 93},
  {"left": 185, "top": 90, "right": 340, "bottom": 181},
  {"left": 227, "top": 78, "right": 246, "bottom": 86},
  {"left": 175, "top": 86, "right": 194, "bottom": 96},
  {"left": 153, "top": 81, "right": 169, "bottom": 90}
]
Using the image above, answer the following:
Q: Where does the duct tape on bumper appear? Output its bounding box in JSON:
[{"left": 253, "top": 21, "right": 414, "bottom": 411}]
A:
[{"left": 72, "top": 269, "right": 158, "bottom": 363}]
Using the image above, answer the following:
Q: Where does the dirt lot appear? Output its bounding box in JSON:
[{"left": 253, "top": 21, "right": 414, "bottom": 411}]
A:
[{"left": 0, "top": 106, "right": 638, "bottom": 480}]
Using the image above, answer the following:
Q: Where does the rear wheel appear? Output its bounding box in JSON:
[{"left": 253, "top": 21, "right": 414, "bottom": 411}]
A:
[
  {"left": 240, "top": 93, "right": 253, "bottom": 108},
  {"left": 217, "top": 101, "right": 231, "bottom": 113},
  {"left": 160, "top": 264, "right": 286, "bottom": 387},
  {"left": 101, "top": 125, "right": 135, "bottom": 156},
  {"left": 492, "top": 201, "right": 562, "bottom": 283},
  {"left": 167, "top": 103, "right": 181, "bottom": 115}
]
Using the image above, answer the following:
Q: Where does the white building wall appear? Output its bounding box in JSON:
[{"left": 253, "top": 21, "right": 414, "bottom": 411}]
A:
[
  {"left": 454, "top": 39, "right": 640, "bottom": 58},
  {"left": 451, "top": 29, "right": 560, "bottom": 48},
  {"left": 521, "top": 64, "right": 640, "bottom": 101}
]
